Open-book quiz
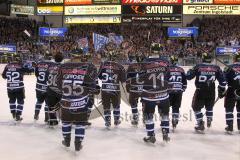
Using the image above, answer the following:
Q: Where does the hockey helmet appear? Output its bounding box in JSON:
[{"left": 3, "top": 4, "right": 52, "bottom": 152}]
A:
[
  {"left": 71, "top": 49, "right": 83, "bottom": 61},
  {"left": 170, "top": 55, "right": 178, "bottom": 65},
  {"left": 234, "top": 52, "right": 240, "bottom": 62},
  {"left": 202, "top": 53, "right": 212, "bottom": 63},
  {"left": 54, "top": 52, "right": 64, "bottom": 63},
  {"left": 13, "top": 54, "right": 21, "bottom": 62}
]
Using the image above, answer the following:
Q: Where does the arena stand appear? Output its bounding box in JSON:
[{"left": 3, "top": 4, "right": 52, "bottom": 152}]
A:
[{"left": 1, "top": 16, "right": 240, "bottom": 65}]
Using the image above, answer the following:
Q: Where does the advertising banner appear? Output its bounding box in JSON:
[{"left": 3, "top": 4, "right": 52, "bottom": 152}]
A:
[
  {"left": 122, "top": 0, "right": 182, "bottom": 4},
  {"left": 214, "top": 0, "right": 240, "bottom": 4},
  {"left": 183, "top": 5, "right": 240, "bottom": 15},
  {"left": 39, "top": 27, "right": 68, "bottom": 37},
  {"left": 183, "top": 0, "right": 213, "bottom": 4},
  {"left": 93, "top": 0, "right": 121, "bottom": 4},
  {"left": 168, "top": 27, "right": 198, "bottom": 37},
  {"left": 0, "top": 45, "right": 17, "bottom": 53},
  {"left": 216, "top": 47, "right": 240, "bottom": 55},
  {"left": 37, "top": 6, "right": 63, "bottom": 15},
  {"left": 64, "top": 0, "right": 92, "bottom": 5},
  {"left": 65, "top": 5, "right": 121, "bottom": 15},
  {"left": 122, "top": 5, "right": 182, "bottom": 14},
  {"left": 37, "top": 0, "right": 64, "bottom": 5},
  {"left": 65, "top": 16, "right": 121, "bottom": 23},
  {"left": 122, "top": 15, "right": 181, "bottom": 23},
  {"left": 11, "top": 4, "right": 35, "bottom": 15}
]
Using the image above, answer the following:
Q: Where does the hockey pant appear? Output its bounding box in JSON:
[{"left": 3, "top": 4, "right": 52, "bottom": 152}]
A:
[
  {"left": 62, "top": 122, "right": 85, "bottom": 142},
  {"left": 129, "top": 92, "right": 141, "bottom": 120},
  {"left": 8, "top": 89, "right": 25, "bottom": 116},
  {"left": 102, "top": 91, "right": 121, "bottom": 123},
  {"left": 142, "top": 98, "right": 170, "bottom": 136},
  {"left": 192, "top": 89, "right": 215, "bottom": 124},
  {"left": 35, "top": 91, "right": 48, "bottom": 117},
  {"left": 169, "top": 92, "right": 183, "bottom": 123},
  {"left": 46, "top": 90, "right": 61, "bottom": 123},
  {"left": 224, "top": 97, "right": 240, "bottom": 130}
]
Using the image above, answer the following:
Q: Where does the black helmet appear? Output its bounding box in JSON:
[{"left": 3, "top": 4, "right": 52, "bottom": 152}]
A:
[
  {"left": 234, "top": 52, "right": 240, "bottom": 62},
  {"left": 81, "top": 54, "right": 91, "bottom": 62},
  {"left": 54, "top": 52, "right": 64, "bottom": 63},
  {"left": 13, "top": 54, "right": 21, "bottom": 62},
  {"left": 71, "top": 49, "right": 83, "bottom": 59},
  {"left": 170, "top": 55, "right": 178, "bottom": 65},
  {"left": 202, "top": 53, "right": 212, "bottom": 63}
]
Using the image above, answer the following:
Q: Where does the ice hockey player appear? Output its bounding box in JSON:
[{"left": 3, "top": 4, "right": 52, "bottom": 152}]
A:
[
  {"left": 34, "top": 55, "right": 52, "bottom": 122},
  {"left": 186, "top": 53, "right": 226, "bottom": 132},
  {"left": 45, "top": 52, "right": 64, "bottom": 127},
  {"left": 2, "top": 54, "right": 33, "bottom": 121},
  {"left": 223, "top": 53, "right": 240, "bottom": 134},
  {"left": 141, "top": 55, "right": 171, "bottom": 143},
  {"left": 126, "top": 54, "right": 145, "bottom": 126},
  {"left": 168, "top": 56, "right": 187, "bottom": 130},
  {"left": 98, "top": 53, "right": 126, "bottom": 128},
  {"left": 57, "top": 53, "right": 99, "bottom": 151}
]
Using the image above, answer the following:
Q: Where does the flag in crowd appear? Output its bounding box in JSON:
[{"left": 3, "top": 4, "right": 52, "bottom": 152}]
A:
[
  {"left": 77, "top": 37, "right": 89, "bottom": 54},
  {"left": 93, "top": 33, "right": 109, "bottom": 52},
  {"left": 108, "top": 33, "right": 124, "bottom": 46}
]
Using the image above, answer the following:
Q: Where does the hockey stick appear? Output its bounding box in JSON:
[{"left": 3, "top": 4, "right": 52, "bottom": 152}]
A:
[
  {"left": 121, "top": 83, "right": 130, "bottom": 104},
  {"left": 213, "top": 96, "right": 220, "bottom": 106},
  {"left": 93, "top": 103, "right": 105, "bottom": 121}
]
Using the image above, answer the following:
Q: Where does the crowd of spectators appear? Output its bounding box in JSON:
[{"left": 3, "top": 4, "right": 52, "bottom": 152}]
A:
[
  {"left": 1, "top": 16, "right": 240, "bottom": 64},
  {"left": 190, "top": 16, "right": 240, "bottom": 47}
]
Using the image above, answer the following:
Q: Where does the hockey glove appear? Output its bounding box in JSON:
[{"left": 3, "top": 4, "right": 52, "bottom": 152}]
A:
[
  {"left": 218, "top": 86, "right": 226, "bottom": 99},
  {"left": 92, "top": 85, "right": 101, "bottom": 95},
  {"left": 234, "top": 89, "right": 240, "bottom": 100}
]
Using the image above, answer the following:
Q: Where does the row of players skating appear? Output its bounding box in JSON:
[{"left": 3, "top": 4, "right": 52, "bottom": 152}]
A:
[
  {"left": 1, "top": 52, "right": 240, "bottom": 150},
  {"left": 1, "top": 54, "right": 63, "bottom": 127}
]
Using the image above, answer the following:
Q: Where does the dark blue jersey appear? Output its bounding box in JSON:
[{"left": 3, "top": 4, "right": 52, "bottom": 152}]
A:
[
  {"left": 186, "top": 63, "right": 226, "bottom": 90},
  {"left": 98, "top": 61, "right": 126, "bottom": 92},
  {"left": 126, "top": 62, "right": 144, "bottom": 94},
  {"left": 47, "top": 61, "right": 62, "bottom": 95},
  {"left": 224, "top": 62, "right": 240, "bottom": 90},
  {"left": 141, "top": 59, "right": 170, "bottom": 101},
  {"left": 35, "top": 60, "right": 52, "bottom": 93},
  {"left": 2, "top": 62, "right": 32, "bottom": 91},
  {"left": 168, "top": 64, "right": 187, "bottom": 93},
  {"left": 57, "top": 62, "right": 98, "bottom": 112}
]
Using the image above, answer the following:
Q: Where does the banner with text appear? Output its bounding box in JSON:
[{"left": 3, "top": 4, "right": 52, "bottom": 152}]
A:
[
  {"left": 39, "top": 27, "right": 68, "bottom": 37},
  {"left": 11, "top": 4, "right": 35, "bottom": 15},
  {"left": 216, "top": 46, "right": 240, "bottom": 55},
  {"left": 37, "top": 6, "right": 63, "bottom": 15},
  {"left": 122, "top": 15, "right": 181, "bottom": 23},
  {"left": 183, "top": 5, "right": 240, "bottom": 15},
  {"left": 65, "top": 5, "right": 121, "bottom": 15},
  {"left": 65, "top": 16, "right": 121, "bottom": 23},
  {"left": 37, "top": 0, "right": 63, "bottom": 6},
  {"left": 122, "top": 5, "right": 182, "bottom": 14},
  {"left": 0, "top": 45, "right": 17, "bottom": 53},
  {"left": 183, "top": 0, "right": 213, "bottom": 4},
  {"left": 93, "top": 0, "right": 121, "bottom": 4},
  {"left": 64, "top": 0, "right": 92, "bottom": 5},
  {"left": 122, "top": 0, "right": 182, "bottom": 4},
  {"left": 168, "top": 27, "right": 198, "bottom": 37}
]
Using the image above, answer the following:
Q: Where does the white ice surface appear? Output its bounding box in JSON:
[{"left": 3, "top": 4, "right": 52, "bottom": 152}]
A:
[{"left": 0, "top": 66, "right": 239, "bottom": 160}]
